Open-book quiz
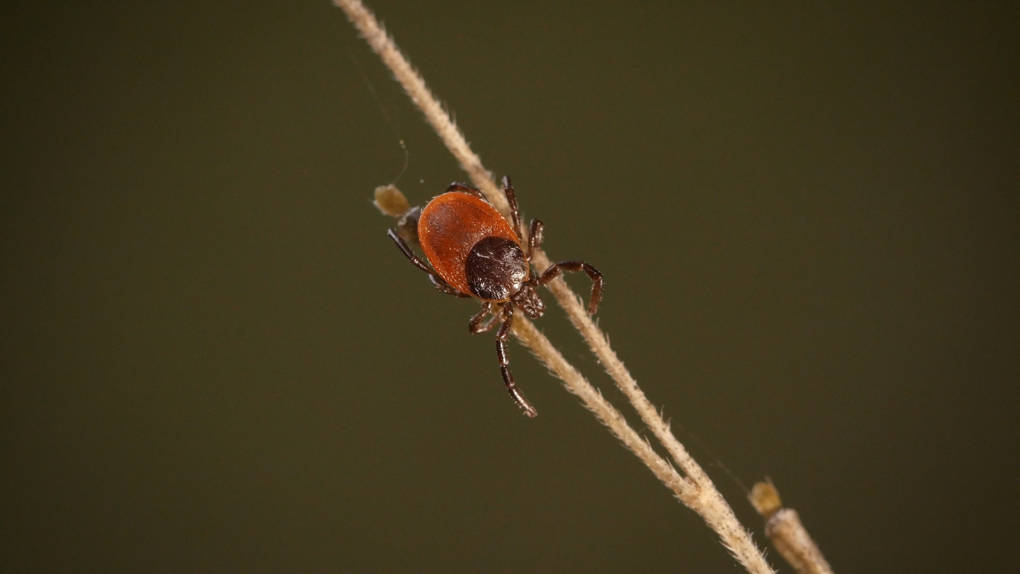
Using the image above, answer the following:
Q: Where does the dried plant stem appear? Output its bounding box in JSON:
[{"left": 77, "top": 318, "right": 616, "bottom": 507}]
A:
[
  {"left": 750, "top": 480, "right": 835, "bottom": 574},
  {"left": 512, "top": 317, "right": 693, "bottom": 498},
  {"left": 333, "top": 0, "right": 505, "bottom": 209},
  {"left": 515, "top": 315, "right": 770, "bottom": 574},
  {"left": 530, "top": 248, "right": 710, "bottom": 478},
  {"left": 528, "top": 249, "right": 773, "bottom": 572},
  {"left": 337, "top": 1, "right": 774, "bottom": 573}
]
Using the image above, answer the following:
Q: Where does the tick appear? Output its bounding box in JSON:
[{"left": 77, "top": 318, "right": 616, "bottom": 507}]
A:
[{"left": 387, "top": 176, "right": 603, "bottom": 418}]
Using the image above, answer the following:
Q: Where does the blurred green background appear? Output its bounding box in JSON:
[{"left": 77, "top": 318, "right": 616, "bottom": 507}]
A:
[{"left": 4, "top": 1, "right": 1017, "bottom": 572}]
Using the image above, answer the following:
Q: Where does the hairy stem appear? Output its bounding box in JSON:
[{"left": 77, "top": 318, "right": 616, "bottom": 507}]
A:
[
  {"left": 333, "top": 0, "right": 504, "bottom": 210},
  {"left": 750, "top": 480, "right": 835, "bottom": 574},
  {"left": 337, "top": 1, "right": 775, "bottom": 572},
  {"left": 529, "top": 248, "right": 772, "bottom": 571},
  {"left": 512, "top": 317, "right": 695, "bottom": 500}
]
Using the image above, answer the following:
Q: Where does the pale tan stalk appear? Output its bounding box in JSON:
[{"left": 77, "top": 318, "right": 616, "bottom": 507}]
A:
[
  {"left": 512, "top": 317, "right": 694, "bottom": 500},
  {"left": 750, "top": 480, "right": 835, "bottom": 574},
  {"left": 337, "top": 1, "right": 775, "bottom": 572},
  {"left": 526, "top": 251, "right": 774, "bottom": 572},
  {"left": 333, "top": 0, "right": 505, "bottom": 210}
]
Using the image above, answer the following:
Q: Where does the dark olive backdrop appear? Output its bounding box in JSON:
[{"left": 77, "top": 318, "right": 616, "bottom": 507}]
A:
[{"left": 4, "top": 1, "right": 1017, "bottom": 572}]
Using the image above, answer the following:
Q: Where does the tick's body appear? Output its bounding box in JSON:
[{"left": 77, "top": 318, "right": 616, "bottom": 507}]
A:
[
  {"left": 387, "top": 177, "right": 603, "bottom": 418},
  {"left": 419, "top": 192, "right": 525, "bottom": 301}
]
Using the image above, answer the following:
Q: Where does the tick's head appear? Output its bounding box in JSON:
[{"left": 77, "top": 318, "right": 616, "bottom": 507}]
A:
[{"left": 511, "top": 283, "right": 545, "bottom": 319}]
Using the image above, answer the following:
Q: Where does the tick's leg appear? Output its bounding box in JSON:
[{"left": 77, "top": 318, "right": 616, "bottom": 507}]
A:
[
  {"left": 527, "top": 219, "right": 544, "bottom": 259},
  {"left": 445, "top": 182, "right": 486, "bottom": 200},
  {"left": 429, "top": 274, "right": 470, "bottom": 297},
  {"left": 501, "top": 175, "right": 524, "bottom": 242},
  {"left": 387, "top": 228, "right": 431, "bottom": 273},
  {"left": 495, "top": 305, "right": 538, "bottom": 418},
  {"left": 468, "top": 302, "right": 500, "bottom": 333},
  {"left": 538, "top": 261, "right": 604, "bottom": 315},
  {"left": 387, "top": 228, "right": 466, "bottom": 297}
]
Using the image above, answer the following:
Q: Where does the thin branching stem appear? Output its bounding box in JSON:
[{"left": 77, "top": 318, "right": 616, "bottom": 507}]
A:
[
  {"left": 529, "top": 248, "right": 772, "bottom": 571},
  {"left": 512, "top": 317, "right": 695, "bottom": 500},
  {"left": 336, "top": 1, "right": 775, "bottom": 573}
]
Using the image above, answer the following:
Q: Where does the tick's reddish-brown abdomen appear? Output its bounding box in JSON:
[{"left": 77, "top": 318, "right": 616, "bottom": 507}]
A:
[{"left": 418, "top": 192, "right": 522, "bottom": 297}]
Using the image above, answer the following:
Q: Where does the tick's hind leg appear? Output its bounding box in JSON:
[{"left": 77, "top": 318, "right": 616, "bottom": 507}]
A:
[
  {"left": 538, "top": 261, "right": 604, "bottom": 315},
  {"left": 495, "top": 306, "right": 538, "bottom": 418},
  {"left": 468, "top": 302, "right": 500, "bottom": 333},
  {"left": 387, "top": 228, "right": 467, "bottom": 297}
]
